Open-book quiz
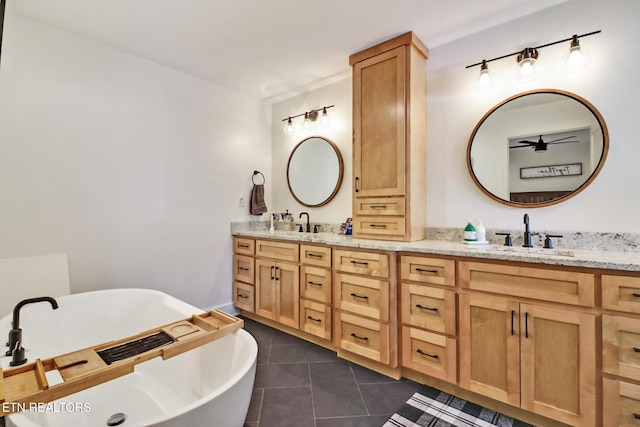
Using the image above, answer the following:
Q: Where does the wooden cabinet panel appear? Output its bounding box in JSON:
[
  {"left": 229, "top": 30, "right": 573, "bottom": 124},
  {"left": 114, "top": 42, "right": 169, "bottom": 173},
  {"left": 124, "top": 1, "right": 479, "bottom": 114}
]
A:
[
  {"left": 354, "top": 197, "right": 405, "bottom": 216},
  {"left": 520, "top": 304, "right": 596, "bottom": 426},
  {"left": 233, "top": 281, "right": 254, "bottom": 312},
  {"left": 351, "top": 216, "right": 405, "bottom": 238},
  {"left": 300, "top": 300, "right": 331, "bottom": 340},
  {"left": 255, "top": 259, "right": 299, "bottom": 328},
  {"left": 401, "top": 326, "right": 456, "bottom": 383},
  {"left": 233, "top": 237, "right": 255, "bottom": 255},
  {"left": 459, "top": 261, "right": 595, "bottom": 307},
  {"left": 233, "top": 254, "right": 254, "bottom": 285},
  {"left": 401, "top": 256, "right": 455, "bottom": 286},
  {"left": 300, "top": 244, "right": 332, "bottom": 268},
  {"left": 333, "top": 249, "right": 389, "bottom": 278},
  {"left": 401, "top": 283, "right": 455, "bottom": 335},
  {"left": 603, "top": 377, "right": 640, "bottom": 427},
  {"left": 459, "top": 293, "right": 521, "bottom": 407},
  {"left": 334, "top": 311, "right": 389, "bottom": 364},
  {"left": 603, "top": 275, "right": 640, "bottom": 314},
  {"left": 334, "top": 273, "right": 389, "bottom": 322},
  {"left": 255, "top": 240, "right": 299, "bottom": 262},
  {"left": 603, "top": 314, "right": 640, "bottom": 381},
  {"left": 300, "top": 266, "right": 331, "bottom": 304}
]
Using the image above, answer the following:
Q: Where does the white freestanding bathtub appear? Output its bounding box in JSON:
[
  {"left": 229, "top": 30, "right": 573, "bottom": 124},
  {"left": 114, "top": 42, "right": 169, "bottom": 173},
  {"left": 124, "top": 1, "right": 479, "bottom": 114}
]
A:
[{"left": 0, "top": 289, "right": 257, "bottom": 427}]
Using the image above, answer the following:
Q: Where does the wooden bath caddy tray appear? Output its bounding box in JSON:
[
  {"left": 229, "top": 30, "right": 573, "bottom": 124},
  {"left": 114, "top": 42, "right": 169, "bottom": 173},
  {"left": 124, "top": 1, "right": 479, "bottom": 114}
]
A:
[{"left": 0, "top": 310, "right": 243, "bottom": 415}]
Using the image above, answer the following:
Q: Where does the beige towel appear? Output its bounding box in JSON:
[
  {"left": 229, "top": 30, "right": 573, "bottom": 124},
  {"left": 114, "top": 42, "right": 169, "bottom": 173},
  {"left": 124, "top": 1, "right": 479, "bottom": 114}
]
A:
[{"left": 249, "top": 184, "right": 267, "bottom": 215}]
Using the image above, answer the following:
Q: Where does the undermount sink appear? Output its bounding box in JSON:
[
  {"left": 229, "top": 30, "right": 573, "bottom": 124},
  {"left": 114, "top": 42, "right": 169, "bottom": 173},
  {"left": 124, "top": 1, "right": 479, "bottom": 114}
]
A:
[{"left": 473, "top": 245, "right": 575, "bottom": 258}]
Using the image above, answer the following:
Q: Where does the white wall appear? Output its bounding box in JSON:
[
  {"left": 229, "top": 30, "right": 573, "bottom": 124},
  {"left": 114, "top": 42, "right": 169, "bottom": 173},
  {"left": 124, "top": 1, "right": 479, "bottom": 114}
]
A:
[
  {"left": 271, "top": 76, "right": 352, "bottom": 223},
  {"left": 0, "top": 15, "right": 271, "bottom": 309},
  {"left": 272, "top": 0, "right": 640, "bottom": 234}
]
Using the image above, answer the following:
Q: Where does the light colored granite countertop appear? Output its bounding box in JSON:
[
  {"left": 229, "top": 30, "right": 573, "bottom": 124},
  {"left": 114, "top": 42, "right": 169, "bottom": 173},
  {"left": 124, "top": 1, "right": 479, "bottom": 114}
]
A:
[{"left": 232, "top": 228, "right": 640, "bottom": 272}]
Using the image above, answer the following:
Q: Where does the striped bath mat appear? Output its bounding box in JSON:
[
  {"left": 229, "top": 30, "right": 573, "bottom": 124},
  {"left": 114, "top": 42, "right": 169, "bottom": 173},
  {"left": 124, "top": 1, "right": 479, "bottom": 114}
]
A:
[{"left": 384, "top": 387, "right": 535, "bottom": 427}]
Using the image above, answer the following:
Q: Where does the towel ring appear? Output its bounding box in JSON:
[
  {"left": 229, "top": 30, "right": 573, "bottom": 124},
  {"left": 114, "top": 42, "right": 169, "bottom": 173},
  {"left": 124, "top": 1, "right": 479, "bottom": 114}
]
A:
[{"left": 252, "top": 170, "right": 265, "bottom": 185}]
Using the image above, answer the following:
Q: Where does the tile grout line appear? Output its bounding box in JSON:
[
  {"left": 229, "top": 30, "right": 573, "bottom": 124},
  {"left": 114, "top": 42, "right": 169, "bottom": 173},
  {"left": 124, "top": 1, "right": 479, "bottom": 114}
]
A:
[
  {"left": 308, "top": 362, "right": 318, "bottom": 427},
  {"left": 348, "top": 362, "right": 372, "bottom": 416}
]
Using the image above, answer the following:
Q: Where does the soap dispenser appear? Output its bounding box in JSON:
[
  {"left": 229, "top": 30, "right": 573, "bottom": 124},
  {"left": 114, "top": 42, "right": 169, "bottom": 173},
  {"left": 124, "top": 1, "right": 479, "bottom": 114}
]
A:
[
  {"left": 464, "top": 221, "right": 477, "bottom": 242},
  {"left": 476, "top": 219, "right": 486, "bottom": 243}
]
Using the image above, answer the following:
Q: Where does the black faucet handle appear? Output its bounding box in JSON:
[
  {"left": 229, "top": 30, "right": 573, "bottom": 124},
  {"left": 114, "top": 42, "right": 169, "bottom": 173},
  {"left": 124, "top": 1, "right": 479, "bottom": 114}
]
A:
[
  {"left": 496, "top": 232, "right": 513, "bottom": 247},
  {"left": 313, "top": 224, "right": 321, "bottom": 233},
  {"left": 544, "top": 234, "right": 563, "bottom": 249}
]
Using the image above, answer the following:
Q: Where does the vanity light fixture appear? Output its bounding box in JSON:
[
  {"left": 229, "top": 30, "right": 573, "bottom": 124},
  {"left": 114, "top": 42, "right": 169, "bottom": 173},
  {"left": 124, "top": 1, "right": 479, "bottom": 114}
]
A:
[
  {"left": 466, "top": 30, "right": 601, "bottom": 90},
  {"left": 281, "top": 105, "right": 335, "bottom": 135}
]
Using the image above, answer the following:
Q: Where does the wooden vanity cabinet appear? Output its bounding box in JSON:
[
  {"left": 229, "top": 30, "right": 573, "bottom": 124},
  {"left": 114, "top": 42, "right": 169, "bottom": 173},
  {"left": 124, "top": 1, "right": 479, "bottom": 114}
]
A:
[
  {"left": 458, "top": 262, "right": 596, "bottom": 427},
  {"left": 232, "top": 237, "right": 255, "bottom": 312},
  {"left": 399, "top": 255, "right": 456, "bottom": 383},
  {"left": 350, "top": 32, "right": 427, "bottom": 242},
  {"left": 254, "top": 240, "right": 300, "bottom": 329},
  {"left": 333, "top": 249, "right": 397, "bottom": 366}
]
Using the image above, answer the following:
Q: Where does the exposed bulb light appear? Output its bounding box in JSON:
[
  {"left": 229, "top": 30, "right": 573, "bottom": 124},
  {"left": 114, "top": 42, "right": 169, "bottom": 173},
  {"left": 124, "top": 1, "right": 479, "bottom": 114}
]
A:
[
  {"left": 516, "top": 47, "right": 538, "bottom": 83},
  {"left": 283, "top": 117, "right": 294, "bottom": 135},
  {"left": 473, "top": 60, "right": 494, "bottom": 92},
  {"left": 303, "top": 112, "right": 311, "bottom": 130},
  {"left": 319, "top": 107, "right": 330, "bottom": 127},
  {"left": 562, "top": 34, "right": 591, "bottom": 73}
]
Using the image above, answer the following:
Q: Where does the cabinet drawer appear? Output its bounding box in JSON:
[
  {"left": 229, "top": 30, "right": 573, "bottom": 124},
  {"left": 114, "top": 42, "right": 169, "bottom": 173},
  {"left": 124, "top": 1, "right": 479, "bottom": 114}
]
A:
[
  {"left": 354, "top": 197, "right": 405, "bottom": 216},
  {"left": 352, "top": 216, "right": 405, "bottom": 237},
  {"left": 603, "top": 314, "right": 640, "bottom": 381},
  {"left": 300, "top": 300, "right": 331, "bottom": 340},
  {"left": 300, "top": 266, "right": 331, "bottom": 304},
  {"left": 255, "top": 240, "right": 299, "bottom": 262},
  {"left": 233, "top": 254, "right": 254, "bottom": 285},
  {"left": 334, "top": 273, "right": 389, "bottom": 321},
  {"left": 603, "top": 275, "right": 640, "bottom": 314},
  {"left": 334, "top": 311, "right": 389, "bottom": 364},
  {"left": 233, "top": 281, "right": 254, "bottom": 312},
  {"left": 459, "top": 261, "right": 595, "bottom": 307},
  {"left": 603, "top": 377, "right": 640, "bottom": 427},
  {"left": 401, "top": 255, "right": 455, "bottom": 286},
  {"left": 401, "top": 326, "right": 457, "bottom": 383},
  {"left": 401, "top": 283, "right": 455, "bottom": 335},
  {"left": 300, "top": 244, "right": 332, "bottom": 268},
  {"left": 234, "top": 237, "right": 255, "bottom": 255},
  {"left": 333, "top": 249, "right": 389, "bottom": 278}
]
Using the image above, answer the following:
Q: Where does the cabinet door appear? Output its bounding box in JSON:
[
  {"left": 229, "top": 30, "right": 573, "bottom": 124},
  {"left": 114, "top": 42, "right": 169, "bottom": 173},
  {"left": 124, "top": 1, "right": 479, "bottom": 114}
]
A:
[
  {"left": 353, "top": 46, "right": 406, "bottom": 198},
  {"left": 459, "top": 293, "right": 520, "bottom": 407},
  {"left": 520, "top": 304, "right": 596, "bottom": 427},
  {"left": 255, "top": 259, "right": 276, "bottom": 320},
  {"left": 276, "top": 262, "right": 299, "bottom": 329}
]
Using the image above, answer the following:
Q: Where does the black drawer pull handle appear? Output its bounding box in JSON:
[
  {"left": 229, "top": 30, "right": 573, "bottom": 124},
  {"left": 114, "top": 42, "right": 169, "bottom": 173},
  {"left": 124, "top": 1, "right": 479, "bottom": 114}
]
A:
[
  {"left": 369, "top": 224, "right": 387, "bottom": 228},
  {"left": 634, "top": 413, "right": 640, "bottom": 420},
  {"left": 350, "top": 260, "right": 369, "bottom": 266},
  {"left": 415, "top": 268, "right": 438, "bottom": 273},
  {"left": 370, "top": 205, "right": 387, "bottom": 209},
  {"left": 511, "top": 310, "right": 515, "bottom": 336},
  {"left": 308, "top": 281, "right": 322, "bottom": 287},
  {"left": 633, "top": 347, "right": 640, "bottom": 353},
  {"left": 238, "top": 267, "right": 249, "bottom": 271},
  {"left": 350, "top": 293, "right": 369, "bottom": 300},
  {"left": 350, "top": 333, "right": 368, "bottom": 341},
  {"left": 238, "top": 294, "right": 249, "bottom": 299},
  {"left": 633, "top": 293, "right": 640, "bottom": 298},
  {"left": 416, "top": 304, "right": 438, "bottom": 312},
  {"left": 238, "top": 244, "right": 250, "bottom": 248},
  {"left": 355, "top": 177, "right": 360, "bottom": 192},
  {"left": 307, "top": 316, "right": 321, "bottom": 323},
  {"left": 525, "top": 312, "right": 529, "bottom": 339},
  {"left": 417, "top": 349, "right": 439, "bottom": 359},
  {"left": 307, "top": 253, "right": 323, "bottom": 258},
  {"left": 270, "top": 266, "right": 275, "bottom": 280}
]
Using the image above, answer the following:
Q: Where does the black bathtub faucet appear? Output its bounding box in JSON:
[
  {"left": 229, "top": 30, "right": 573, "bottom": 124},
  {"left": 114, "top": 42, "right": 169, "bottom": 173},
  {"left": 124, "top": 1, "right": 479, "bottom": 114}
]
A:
[{"left": 5, "top": 296, "right": 59, "bottom": 366}]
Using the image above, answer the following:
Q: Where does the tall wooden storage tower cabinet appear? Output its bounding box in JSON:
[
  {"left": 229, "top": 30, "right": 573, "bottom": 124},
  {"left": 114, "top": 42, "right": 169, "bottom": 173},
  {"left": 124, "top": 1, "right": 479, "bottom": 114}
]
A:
[{"left": 350, "top": 32, "right": 428, "bottom": 241}]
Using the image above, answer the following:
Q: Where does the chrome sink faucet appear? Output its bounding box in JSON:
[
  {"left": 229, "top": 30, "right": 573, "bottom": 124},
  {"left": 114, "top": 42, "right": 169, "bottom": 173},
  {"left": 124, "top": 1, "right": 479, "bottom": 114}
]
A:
[
  {"left": 299, "top": 212, "right": 310, "bottom": 233},
  {"left": 523, "top": 213, "right": 533, "bottom": 248},
  {"left": 5, "top": 296, "right": 59, "bottom": 366}
]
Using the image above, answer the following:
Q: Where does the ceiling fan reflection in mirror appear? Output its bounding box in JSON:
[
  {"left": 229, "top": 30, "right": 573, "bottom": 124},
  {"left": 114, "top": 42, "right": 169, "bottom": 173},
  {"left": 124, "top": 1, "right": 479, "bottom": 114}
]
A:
[{"left": 509, "top": 134, "right": 581, "bottom": 151}]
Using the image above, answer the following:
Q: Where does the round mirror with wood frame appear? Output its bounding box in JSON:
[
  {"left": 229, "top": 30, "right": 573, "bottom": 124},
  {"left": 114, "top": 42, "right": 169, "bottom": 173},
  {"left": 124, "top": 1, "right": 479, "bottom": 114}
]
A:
[
  {"left": 287, "top": 136, "right": 344, "bottom": 207},
  {"left": 467, "top": 89, "right": 609, "bottom": 207}
]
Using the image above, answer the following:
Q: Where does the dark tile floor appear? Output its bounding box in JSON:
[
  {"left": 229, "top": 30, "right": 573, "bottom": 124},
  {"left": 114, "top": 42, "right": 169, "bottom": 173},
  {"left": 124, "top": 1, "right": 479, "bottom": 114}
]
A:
[{"left": 241, "top": 317, "right": 424, "bottom": 427}]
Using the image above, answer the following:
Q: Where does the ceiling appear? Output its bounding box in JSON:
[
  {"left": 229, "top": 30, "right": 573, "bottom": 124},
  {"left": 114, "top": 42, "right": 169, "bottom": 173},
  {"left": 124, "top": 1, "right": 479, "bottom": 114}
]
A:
[{"left": 6, "top": 0, "right": 569, "bottom": 100}]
